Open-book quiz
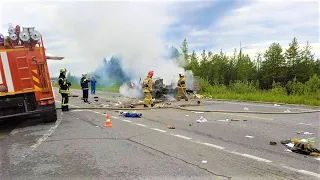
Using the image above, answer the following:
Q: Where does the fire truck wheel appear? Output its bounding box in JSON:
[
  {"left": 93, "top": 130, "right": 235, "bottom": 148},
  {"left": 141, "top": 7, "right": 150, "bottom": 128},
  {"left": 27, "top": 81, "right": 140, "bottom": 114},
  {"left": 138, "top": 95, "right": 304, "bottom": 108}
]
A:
[{"left": 42, "top": 109, "right": 58, "bottom": 123}]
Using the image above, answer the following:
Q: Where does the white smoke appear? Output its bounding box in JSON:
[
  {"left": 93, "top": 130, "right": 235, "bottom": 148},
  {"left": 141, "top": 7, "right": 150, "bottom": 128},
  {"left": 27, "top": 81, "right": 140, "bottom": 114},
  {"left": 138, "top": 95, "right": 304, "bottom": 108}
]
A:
[
  {"left": 119, "top": 79, "right": 144, "bottom": 99},
  {"left": 48, "top": 2, "right": 185, "bottom": 85}
]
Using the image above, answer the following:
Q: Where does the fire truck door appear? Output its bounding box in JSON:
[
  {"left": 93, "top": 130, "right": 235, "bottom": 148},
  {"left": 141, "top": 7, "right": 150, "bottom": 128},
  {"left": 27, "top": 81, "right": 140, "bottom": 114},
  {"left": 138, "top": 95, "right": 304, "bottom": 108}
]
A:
[{"left": 16, "top": 56, "right": 33, "bottom": 90}]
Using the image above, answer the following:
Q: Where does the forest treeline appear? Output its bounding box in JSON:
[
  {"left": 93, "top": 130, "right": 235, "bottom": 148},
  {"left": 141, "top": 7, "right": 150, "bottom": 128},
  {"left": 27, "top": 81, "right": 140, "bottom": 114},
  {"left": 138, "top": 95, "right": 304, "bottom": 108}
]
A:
[{"left": 173, "top": 38, "right": 320, "bottom": 105}]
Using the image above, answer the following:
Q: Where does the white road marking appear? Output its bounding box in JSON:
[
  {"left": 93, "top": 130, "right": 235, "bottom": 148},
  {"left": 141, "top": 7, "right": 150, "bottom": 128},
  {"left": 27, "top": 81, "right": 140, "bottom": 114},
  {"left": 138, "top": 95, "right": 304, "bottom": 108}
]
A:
[
  {"left": 72, "top": 109, "right": 85, "bottom": 112},
  {"left": 202, "top": 142, "right": 225, "bottom": 150},
  {"left": 122, "top": 120, "right": 132, "bottom": 123},
  {"left": 298, "top": 170, "right": 320, "bottom": 178},
  {"left": 150, "top": 128, "right": 167, "bottom": 133},
  {"left": 94, "top": 111, "right": 100, "bottom": 114},
  {"left": 136, "top": 123, "right": 147, "bottom": 127},
  {"left": 112, "top": 116, "right": 119, "bottom": 119},
  {"left": 245, "top": 135, "right": 254, "bottom": 138},
  {"left": 240, "top": 154, "right": 272, "bottom": 163},
  {"left": 30, "top": 112, "right": 63, "bottom": 150},
  {"left": 173, "top": 134, "right": 192, "bottom": 140},
  {"left": 0, "top": 52, "right": 14, "bottom": 92},
  {"left": 315, "top": 157, "right": 320, "bottom": 161}
]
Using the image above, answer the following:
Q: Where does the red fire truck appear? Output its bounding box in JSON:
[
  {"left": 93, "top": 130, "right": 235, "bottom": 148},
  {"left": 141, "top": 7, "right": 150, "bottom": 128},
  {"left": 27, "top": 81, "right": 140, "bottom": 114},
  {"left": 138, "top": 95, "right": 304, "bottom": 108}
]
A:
[{"left": 0, "top": 24, "right": 63, "bottom": 123}]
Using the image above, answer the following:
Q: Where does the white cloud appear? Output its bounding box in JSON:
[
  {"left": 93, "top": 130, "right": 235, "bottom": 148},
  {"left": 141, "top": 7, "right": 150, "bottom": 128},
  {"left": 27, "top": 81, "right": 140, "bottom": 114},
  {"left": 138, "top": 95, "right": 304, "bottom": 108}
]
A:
[{"left": 185, "top": 0, "right": 320, "bottom": 59}]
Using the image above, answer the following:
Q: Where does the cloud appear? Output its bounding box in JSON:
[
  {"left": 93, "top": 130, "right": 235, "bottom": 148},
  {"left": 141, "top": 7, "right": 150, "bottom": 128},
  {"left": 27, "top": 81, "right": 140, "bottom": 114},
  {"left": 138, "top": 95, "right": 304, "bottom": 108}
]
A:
[{"left": 176, "top": 0, "right": 319, "bottom": 59}]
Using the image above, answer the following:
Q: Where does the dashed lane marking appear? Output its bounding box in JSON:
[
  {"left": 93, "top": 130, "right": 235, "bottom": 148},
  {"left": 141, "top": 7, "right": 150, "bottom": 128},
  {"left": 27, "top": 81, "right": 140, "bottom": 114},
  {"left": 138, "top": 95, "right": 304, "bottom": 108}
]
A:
[
  {"left": 173, "top": 134, "right": 192, "bottom": 140},
  {"left": 239, "top": 153, "right": 272, "bottom": 163},
  {"left": 298, "top": 170, "right": 320, "bottom": 179},
  {"left": 150, "top": 128, "right": 167, "bottom": 133},
  {"left": 136, "top": 123, "right": 147, "bottom": 127},
  {"left": 75, "top": 109, "right": 318, "bottom": 177},
  {"left": 202, "top": 142, "right": 225, "bottom": 150}
]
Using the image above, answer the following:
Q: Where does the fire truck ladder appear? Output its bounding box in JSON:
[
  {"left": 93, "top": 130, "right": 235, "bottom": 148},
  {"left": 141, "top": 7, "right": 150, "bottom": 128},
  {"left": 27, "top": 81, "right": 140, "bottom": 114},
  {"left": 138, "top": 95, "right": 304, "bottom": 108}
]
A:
[{"left": 16, "top": 56, "right": 34, "bottom": 90}]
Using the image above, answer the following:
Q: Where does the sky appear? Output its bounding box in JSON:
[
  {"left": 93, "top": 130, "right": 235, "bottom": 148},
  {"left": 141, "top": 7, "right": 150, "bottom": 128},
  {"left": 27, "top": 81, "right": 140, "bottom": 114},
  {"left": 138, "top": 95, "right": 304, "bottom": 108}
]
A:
[{"left": 0, "top": 0, "right": 319, "bottom": 78}]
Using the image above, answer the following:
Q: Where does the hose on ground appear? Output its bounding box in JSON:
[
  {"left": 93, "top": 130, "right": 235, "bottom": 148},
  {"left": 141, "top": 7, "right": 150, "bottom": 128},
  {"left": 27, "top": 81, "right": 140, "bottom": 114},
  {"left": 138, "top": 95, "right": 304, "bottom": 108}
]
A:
[{"left": 56, "top": 104, "right": 320, "bottom": 114}]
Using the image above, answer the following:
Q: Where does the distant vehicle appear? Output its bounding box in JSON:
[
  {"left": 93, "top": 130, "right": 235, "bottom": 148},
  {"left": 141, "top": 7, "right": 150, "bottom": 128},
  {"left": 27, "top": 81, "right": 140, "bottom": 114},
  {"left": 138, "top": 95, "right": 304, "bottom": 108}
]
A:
[{"left": 0, "top": 24, "right": 64, "bottom": 123}]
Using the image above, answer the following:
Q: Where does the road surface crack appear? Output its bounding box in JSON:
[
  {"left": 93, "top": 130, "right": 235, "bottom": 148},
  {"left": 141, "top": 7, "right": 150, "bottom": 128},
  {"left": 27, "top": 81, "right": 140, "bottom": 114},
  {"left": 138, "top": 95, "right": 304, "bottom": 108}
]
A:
[{"left": 127, "top": 138, "right": 232, "bottom": 180}]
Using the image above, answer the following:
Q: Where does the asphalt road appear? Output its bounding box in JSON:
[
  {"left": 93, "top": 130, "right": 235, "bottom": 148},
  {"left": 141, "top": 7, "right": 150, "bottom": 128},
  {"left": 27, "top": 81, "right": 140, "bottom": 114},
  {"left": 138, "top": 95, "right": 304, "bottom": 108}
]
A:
[{"left": 0, "top": 89, "right": 319, "bottom": 180}]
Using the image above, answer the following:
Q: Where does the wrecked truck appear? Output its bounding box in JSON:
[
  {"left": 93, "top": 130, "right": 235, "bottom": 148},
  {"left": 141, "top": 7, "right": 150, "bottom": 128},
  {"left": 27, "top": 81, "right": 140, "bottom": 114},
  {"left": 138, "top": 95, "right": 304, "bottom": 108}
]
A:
[{"left": 121, "top": 76, "right": 200, "bottom": 99}]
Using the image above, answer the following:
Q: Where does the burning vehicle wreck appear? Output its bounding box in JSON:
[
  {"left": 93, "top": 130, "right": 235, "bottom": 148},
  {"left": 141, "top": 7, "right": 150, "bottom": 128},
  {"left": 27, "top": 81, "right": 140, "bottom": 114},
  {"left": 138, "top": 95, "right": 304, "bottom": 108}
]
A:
[{"left": 119, "top": 75, "right": 200, "bottom": 100}]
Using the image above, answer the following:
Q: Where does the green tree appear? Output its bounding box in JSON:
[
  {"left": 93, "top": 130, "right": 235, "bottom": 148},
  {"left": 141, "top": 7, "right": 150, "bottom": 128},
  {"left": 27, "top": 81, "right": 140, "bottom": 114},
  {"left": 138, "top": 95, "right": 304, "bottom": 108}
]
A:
[
  {"left": 260, "top": 43, "right": 287, "bottom": 88},
  {"left": 181, "top": 38, "right": 189, "bottom": 64},
  {"left": 285, "top": 37, "right": 302, "bottom": 80}
]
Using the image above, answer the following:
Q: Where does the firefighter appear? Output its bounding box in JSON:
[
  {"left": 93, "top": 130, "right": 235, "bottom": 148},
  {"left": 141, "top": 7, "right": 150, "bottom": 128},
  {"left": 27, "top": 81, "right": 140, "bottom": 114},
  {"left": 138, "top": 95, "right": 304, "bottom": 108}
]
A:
[
  {"left": 176, "top": 72, "right": 188, "bottom": 101},
  {"left": 58, "top": 68, "right": 71, "bottom": 111},
  {"left": 90, "top": 77, "right": 97, "bottom": 95},
  {"left": 80, "top": 73, "right": 90, "bottom": 102},
  {"left": 142, "top": 71, "right": 155, "bottom": 108}
]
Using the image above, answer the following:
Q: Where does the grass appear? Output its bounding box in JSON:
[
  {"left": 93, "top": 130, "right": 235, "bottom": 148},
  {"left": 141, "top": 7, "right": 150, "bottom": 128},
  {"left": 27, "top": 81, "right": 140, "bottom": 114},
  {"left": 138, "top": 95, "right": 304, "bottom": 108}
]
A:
[
  {"left": 199, "top": 79, "right": 320, "bottom": 106},
  {"left": 52, "top": 83, "right": 120, "bottom": 93}
]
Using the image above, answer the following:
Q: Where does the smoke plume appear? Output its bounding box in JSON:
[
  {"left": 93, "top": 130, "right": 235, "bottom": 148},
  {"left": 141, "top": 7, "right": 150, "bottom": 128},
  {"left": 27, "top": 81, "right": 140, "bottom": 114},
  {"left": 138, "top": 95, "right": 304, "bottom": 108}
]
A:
[{"left": 52, "top": 2, "right": 185, "bottom": 88}]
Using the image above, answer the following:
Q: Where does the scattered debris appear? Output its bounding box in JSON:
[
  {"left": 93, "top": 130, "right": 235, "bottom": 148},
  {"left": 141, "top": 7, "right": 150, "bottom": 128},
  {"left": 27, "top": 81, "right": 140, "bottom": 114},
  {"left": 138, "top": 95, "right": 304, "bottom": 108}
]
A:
[
  {"left": 94, "top": 96, "right": 99, "bottom": 102},
  {"left": 129, "top": 104, "right": 134, "bottom": 108},
  {"left": 189, "top": 123, "right": 192, "bottom": 126},
  {"left": 269, "top": 141, "right": 277, "bottom": 145},
  {"left": 307, "top": 137, "right": 316, "bottom": 143},
  {"left": 243, "top": 119, "right": 248, "bottom": 121},
  {"left": 218, "top": 119, "right": 229, "bottom": 122},
  {"left": 297, "top": 123, "right": 312, "bottom": 126},
  {"left": 245, "top": 135, "right": 254, "bottom": 139},
  {"left": 197, "top": 101, "right": 201, "bottom": 105},
  {"left": 119, "top": 111, "right": 142, "bottom": 118},
  {"left": 281, "top": 138, "right": 320, "bottom": 156},
  {"left": 274, "top": 104, "right": 280, "bottom": 107},
  {"left": 194, "top": 111, "right": 204, "bottom": 114},
  {"left": 167, "top": 125, "right": 175, "bottom": 129},
  {"left": 231, "top": 119, "right": 240, "bottom": 121},
  {"left": 196, "top": 116, "right": 208, "bottom": 123},
  {"left": 297, "top": 131, "right": 315, "bottom": 135},
  {"left": 244, "top": 107, "right": 249, "bottom": 111},
  {"left": 284, "top": 109, "right": 291, "bottom": 113},
  {"left": 304, "top": 132, "right": 315, "bottom": 135},
  {"left": 201, "top": 160, "right": 207, "bottom": 164}
]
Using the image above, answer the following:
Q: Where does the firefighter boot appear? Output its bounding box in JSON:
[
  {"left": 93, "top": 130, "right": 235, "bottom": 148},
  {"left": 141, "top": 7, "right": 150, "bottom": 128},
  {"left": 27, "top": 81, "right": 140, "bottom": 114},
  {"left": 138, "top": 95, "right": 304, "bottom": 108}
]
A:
[
  {"left": 151, "top": 103, "right": 155, "bottom": 107},
  {"left": 144, "top": 104, "right": 148, "bottom": 108}
]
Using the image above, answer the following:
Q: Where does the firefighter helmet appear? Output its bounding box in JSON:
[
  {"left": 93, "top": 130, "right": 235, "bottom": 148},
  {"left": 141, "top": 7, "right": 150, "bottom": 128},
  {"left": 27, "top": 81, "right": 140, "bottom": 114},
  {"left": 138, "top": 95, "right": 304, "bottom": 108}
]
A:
[
  {"left": 148, "top": 71, "right": 154, "bottom": 77},
  {"left": 179, "top": 72, "right": 184, "bottom": 76},
  {"left": 60, "top": 68, "right": 67, "bottom": 73}
]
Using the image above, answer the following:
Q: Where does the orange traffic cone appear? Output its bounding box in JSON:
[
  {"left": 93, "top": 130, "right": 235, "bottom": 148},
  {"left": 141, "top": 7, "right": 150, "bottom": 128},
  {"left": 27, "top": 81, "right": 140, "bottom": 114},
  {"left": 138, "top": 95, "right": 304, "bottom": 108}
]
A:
[{"left": 104, "top": 114, "right": 112, "bottom": 127}]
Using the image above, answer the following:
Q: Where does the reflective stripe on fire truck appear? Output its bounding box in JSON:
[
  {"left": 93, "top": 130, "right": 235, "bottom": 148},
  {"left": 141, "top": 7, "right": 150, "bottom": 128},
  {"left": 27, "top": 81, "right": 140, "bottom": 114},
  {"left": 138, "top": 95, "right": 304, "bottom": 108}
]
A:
[
  {"left": 0, "top": 66, "right": 3, "bottom": 84},
  {"left": 31, "top": 69, "right": 41, "bottom": 91},
  {"left": 0, "top": 52, "right": 14, "bottom": 92}
]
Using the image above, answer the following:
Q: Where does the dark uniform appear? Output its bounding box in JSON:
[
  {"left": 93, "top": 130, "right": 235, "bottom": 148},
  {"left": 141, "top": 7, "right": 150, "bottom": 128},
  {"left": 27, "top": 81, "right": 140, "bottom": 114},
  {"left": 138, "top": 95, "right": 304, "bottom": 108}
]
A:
[
  {"left": 58, "top": 68, "right": 71, "bottom": 111},
  {"left": 81, "top": 75, "right": 90, "bottom": 102}
]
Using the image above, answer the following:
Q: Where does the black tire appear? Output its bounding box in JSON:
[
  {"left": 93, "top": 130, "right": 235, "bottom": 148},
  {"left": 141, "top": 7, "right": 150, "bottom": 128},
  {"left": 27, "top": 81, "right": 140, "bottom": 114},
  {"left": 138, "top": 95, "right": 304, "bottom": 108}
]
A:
[{"left": 42, "top": 109, "right": 57, "bottom": 123}]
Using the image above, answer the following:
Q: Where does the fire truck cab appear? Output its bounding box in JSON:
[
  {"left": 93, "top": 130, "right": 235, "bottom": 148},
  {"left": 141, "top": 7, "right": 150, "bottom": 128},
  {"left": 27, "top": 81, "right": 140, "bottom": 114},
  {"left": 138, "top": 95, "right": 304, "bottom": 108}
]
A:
[{"left": 0, "top": 24, "right": 62, "bottom": 123}]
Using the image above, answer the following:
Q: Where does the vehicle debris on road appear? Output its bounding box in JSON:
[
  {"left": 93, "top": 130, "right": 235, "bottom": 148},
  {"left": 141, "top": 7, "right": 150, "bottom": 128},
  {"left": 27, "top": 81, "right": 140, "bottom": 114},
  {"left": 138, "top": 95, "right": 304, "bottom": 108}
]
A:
[
  {"left": 281, "top": 138, "right": 320, "bottom": 156},
  {"left": 269, "top": 141, "right": 277, "bottom": 145},
  {"left": 196, "top": 116, "right": 207, "bottom": 123},
  {"left": 167, "top": 125, "right": 175, "bottom": 129}
]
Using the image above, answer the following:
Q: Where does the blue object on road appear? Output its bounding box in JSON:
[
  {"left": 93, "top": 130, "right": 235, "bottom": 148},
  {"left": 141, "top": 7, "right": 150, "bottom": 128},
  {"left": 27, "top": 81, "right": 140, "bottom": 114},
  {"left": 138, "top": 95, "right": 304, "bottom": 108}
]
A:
[{"left": 120, "top": 112, "right": 142, "bottom": 118}]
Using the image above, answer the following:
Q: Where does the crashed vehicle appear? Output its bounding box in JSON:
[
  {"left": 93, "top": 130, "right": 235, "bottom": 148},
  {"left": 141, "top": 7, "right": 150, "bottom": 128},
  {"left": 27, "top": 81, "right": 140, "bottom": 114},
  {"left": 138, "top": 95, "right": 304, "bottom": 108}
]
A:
[{"left": 121, "top": 75, "right": 200, "bottom": 99}]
